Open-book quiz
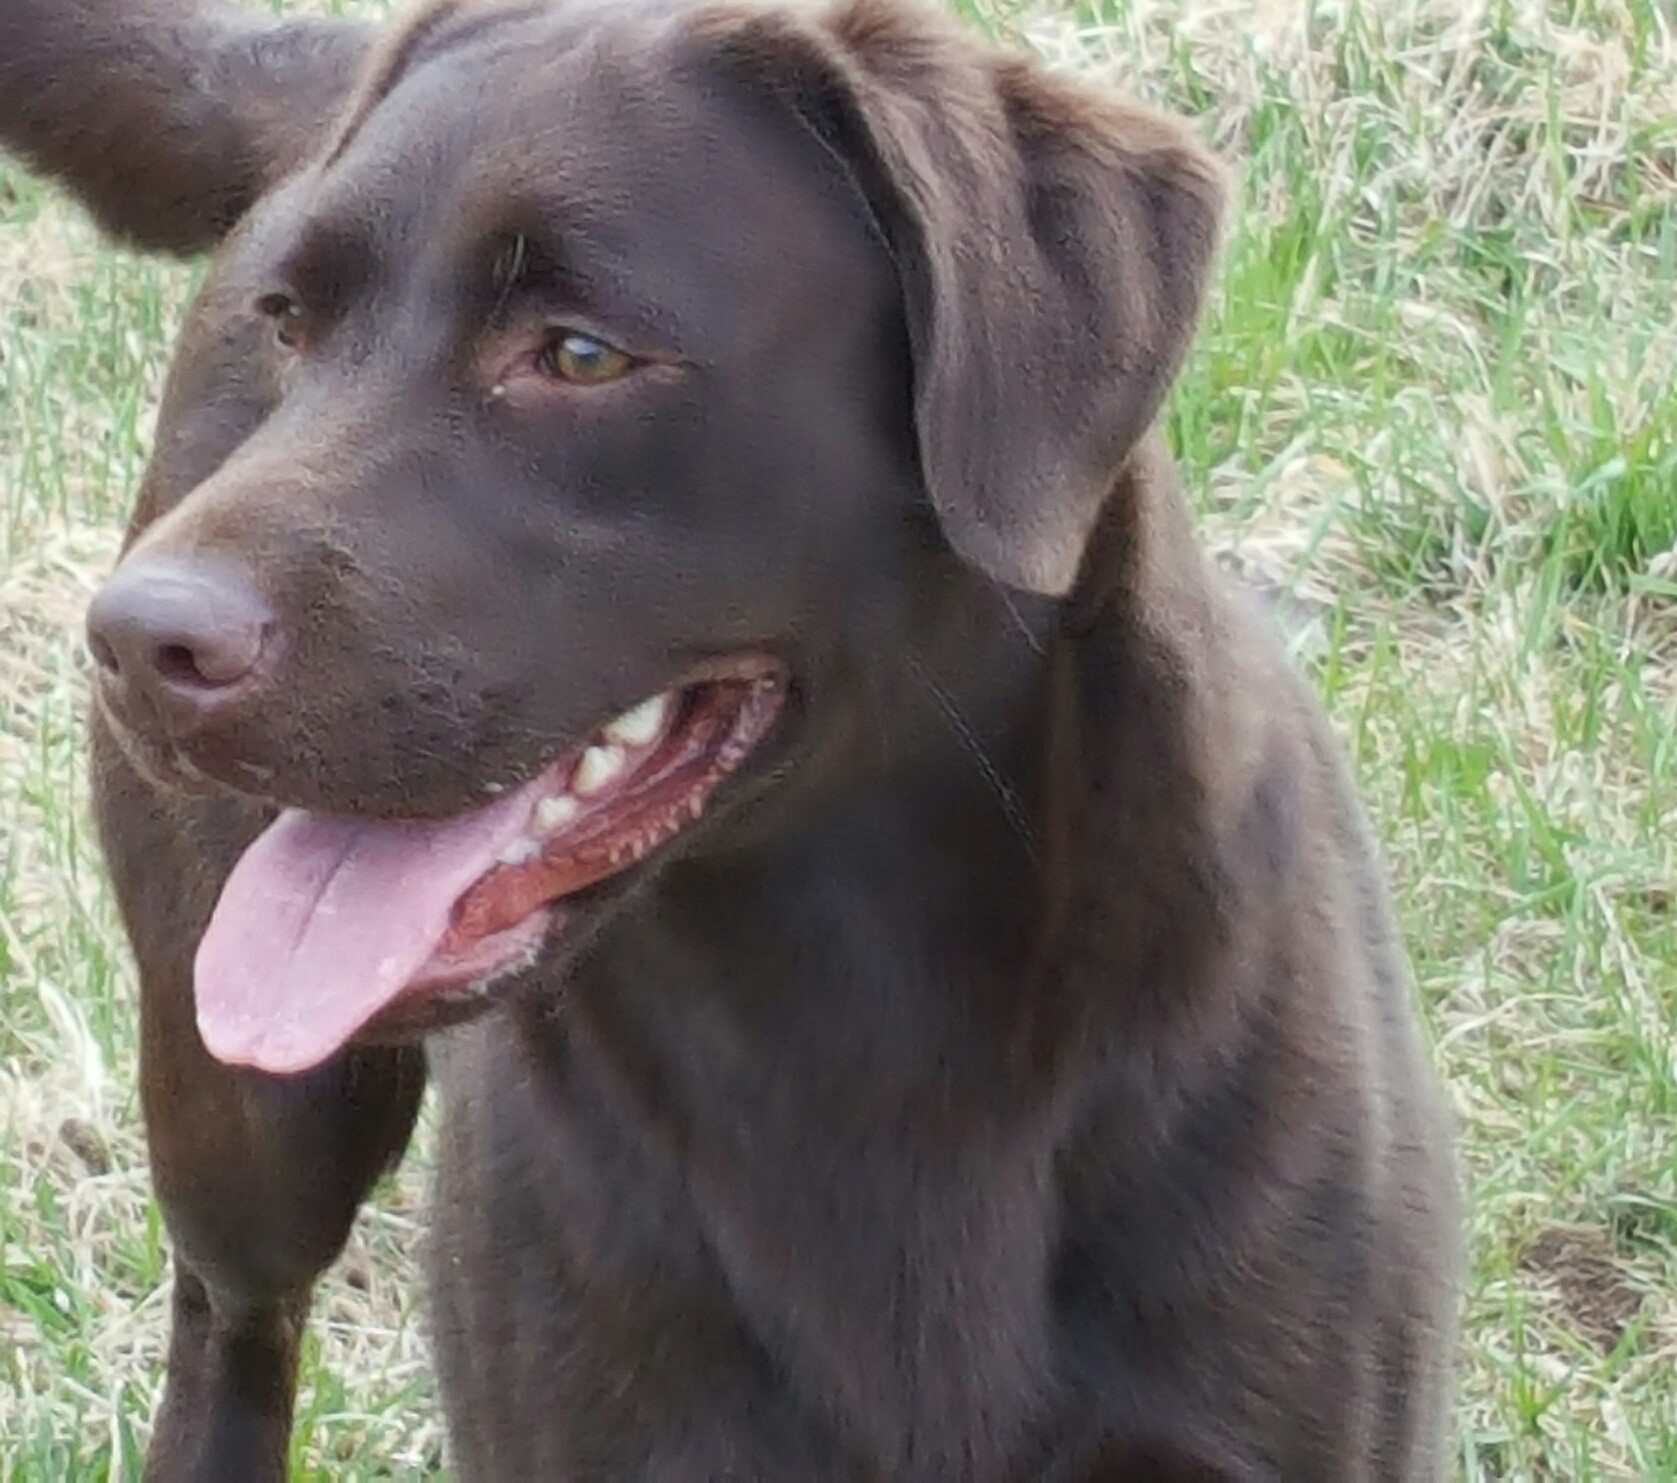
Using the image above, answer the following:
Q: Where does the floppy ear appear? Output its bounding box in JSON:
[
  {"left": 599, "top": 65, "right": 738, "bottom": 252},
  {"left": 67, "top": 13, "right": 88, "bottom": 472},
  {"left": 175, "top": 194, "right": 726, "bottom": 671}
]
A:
[
  {"left": 695, "top": 0, "right": 1226, "bottom": 594},
  {"left": 0, "top": 0, "right": 371, "bottom": 255}
]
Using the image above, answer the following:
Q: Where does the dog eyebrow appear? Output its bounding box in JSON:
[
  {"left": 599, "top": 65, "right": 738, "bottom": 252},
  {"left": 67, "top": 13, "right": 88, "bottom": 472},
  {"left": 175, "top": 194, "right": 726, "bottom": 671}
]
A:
[
  {"left": 277, "top": 211, "right": 380, "bottom": 323},
  {"left": 461, "top": 213, "right": 689, "bottom": 355},
  {"left": 469, "top": 219, "right": 587, "bottom": 307}
]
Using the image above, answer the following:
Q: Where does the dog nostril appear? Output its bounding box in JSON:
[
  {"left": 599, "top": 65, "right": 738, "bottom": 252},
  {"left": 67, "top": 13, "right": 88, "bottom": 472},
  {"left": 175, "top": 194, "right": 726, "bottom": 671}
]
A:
[
  {"left": 145, "top": 624, "right": 270, "bottom": 693},
  {"left": 155, "top": 642, "right": 213, "bottom": 688}
]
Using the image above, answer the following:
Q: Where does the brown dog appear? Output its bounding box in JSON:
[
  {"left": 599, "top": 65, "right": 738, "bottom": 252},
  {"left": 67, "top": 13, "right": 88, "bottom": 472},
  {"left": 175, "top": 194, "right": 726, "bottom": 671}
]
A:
[{"left": 0, "top": 0, "right": 1460, "bottom": 1475}]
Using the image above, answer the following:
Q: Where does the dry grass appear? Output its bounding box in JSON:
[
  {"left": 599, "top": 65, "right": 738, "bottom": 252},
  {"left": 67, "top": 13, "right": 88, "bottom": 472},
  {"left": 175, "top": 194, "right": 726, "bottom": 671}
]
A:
[{"left": 3, "top": 0, "right": 1676, "bottom": 1476}]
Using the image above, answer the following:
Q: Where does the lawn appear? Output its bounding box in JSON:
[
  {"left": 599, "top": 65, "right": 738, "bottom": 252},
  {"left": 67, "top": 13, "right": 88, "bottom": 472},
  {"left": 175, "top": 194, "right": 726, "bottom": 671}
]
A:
[{"left": 2, "top": 0, "right": 1675, "bottom": 1476}]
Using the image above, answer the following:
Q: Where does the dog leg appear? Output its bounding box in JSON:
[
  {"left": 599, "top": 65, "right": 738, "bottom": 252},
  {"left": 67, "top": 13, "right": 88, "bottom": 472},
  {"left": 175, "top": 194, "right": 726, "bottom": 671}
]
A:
[
  {"left": 91, "top": 728, "right": 424, "bottom": 1480},
  {"left": 139, "top": 989, "right": 425, "bottom": 1481}
]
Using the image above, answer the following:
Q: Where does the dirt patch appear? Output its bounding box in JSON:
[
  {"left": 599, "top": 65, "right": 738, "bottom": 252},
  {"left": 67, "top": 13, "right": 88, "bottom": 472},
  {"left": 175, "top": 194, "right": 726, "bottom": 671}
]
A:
[{"left": 1522, "top": 1224, "right": 1645, "bottom": 1353}]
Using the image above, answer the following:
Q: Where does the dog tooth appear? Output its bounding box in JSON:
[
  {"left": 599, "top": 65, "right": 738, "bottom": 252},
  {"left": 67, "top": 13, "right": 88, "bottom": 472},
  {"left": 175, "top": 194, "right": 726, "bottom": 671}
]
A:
[
  {"left": 603, "top": 692, "right": 672, "bottom": 749},
  {"left": 573, "top": 743, "right": 627, "bottom": 796},
  {"left": 688, "top": 796, "right": 705, "bottom": 822},
  {"left": 496, "top": 838, "right": 540, "bottom": 867},
  {"left": 534, "top": 794, "right": 580, "bottom": 833}
]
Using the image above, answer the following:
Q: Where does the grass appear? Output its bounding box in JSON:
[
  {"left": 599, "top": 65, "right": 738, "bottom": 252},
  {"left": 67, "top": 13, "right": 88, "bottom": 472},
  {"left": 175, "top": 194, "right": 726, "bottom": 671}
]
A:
[{"left": 2, "top": 0, "right": 1675, "bottom": 1475}]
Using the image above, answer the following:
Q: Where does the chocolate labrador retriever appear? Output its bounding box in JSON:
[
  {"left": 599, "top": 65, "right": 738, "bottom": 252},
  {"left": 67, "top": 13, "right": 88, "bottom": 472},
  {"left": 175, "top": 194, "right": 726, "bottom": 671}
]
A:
[{"left": 0, "top": 0, "right": 1460, "bottom": 1475}]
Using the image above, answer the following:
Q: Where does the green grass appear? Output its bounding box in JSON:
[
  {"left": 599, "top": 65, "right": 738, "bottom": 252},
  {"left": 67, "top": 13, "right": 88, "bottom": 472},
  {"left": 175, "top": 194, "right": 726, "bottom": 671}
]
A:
[{"left": 3, "top": 0, "right": 1676, "bottom": 1476}]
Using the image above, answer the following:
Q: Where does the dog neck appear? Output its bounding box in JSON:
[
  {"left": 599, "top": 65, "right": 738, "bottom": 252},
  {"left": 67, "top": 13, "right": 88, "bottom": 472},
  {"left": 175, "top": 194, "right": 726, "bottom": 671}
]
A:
[{"left": 500, "top": 564, "right": 1064, "bottom": 1467}]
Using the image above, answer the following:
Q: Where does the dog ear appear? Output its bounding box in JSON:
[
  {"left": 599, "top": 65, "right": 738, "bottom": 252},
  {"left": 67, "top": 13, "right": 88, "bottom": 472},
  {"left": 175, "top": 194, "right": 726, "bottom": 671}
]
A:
[
  {"left": 695, "top": 0, "right": 1226, "bottom": 594},
  {"left": 0, "top": 0, "right": 371, "bottom": 255}
]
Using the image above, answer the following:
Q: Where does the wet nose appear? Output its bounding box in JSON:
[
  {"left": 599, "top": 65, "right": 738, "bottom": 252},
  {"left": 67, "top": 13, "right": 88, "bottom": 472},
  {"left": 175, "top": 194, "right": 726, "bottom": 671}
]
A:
[{"left": 87, "top": 557, "right": 274, "bottom": 721}]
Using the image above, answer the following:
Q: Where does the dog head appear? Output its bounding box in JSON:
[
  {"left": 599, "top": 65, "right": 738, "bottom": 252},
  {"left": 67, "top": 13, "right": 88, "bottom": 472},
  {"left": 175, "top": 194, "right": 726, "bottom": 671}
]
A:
[{"left": 69, "top": 0, "right": 1223, "bottom": 1071}]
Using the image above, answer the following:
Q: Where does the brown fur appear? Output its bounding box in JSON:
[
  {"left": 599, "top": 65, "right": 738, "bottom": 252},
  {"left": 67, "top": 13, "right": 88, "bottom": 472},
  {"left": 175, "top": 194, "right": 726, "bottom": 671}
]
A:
[{"left": 1, "top": 0, "right": 1460, "bottom": 1476}]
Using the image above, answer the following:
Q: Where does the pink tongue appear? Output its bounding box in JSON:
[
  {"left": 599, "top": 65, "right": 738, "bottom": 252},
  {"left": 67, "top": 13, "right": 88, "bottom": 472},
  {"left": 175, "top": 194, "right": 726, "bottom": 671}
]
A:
[{"left": 195, "top": 777, "right": 550, "bottom": 1076}]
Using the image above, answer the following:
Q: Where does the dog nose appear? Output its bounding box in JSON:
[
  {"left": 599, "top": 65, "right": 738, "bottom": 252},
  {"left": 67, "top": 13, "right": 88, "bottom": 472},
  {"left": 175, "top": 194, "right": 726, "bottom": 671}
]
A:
[{"left": 87, "top": 557, "right": 274, "bottom": 718}]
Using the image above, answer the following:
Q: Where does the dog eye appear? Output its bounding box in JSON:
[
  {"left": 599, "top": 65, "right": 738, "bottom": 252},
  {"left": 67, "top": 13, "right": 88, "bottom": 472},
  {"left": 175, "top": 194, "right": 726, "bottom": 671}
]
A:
[
  {"left": 255, "top": 292, "right": 306, "bottom": 350},
  {"left": 536, "top": 330, "right": 635, "bottom": 386}
]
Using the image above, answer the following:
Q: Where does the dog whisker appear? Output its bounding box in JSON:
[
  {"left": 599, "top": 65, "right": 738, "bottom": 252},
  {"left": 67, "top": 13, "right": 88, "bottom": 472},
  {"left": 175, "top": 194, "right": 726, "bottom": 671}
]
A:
[{"left": 904, "top": 655, "right": 1037, "bottom": 861}]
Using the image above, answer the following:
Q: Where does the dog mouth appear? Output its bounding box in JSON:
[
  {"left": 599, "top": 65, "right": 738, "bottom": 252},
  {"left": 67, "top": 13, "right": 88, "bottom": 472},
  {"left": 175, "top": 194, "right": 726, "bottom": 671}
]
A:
[{"left": 194, "top": 657, "right": 787, "bottom": 1075}]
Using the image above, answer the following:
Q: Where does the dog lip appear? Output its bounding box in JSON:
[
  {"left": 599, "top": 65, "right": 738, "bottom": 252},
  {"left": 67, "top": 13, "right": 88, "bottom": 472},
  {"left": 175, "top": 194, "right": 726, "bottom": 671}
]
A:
[
  {"left": 439, "top": 665, "right": 788, "bottom": 950},
  {"left": 371, "top": 657, "right": 796, "bottom": 1042},
  {"left": 95, "top": 692, "right": 235, "bottom": 798},
  {"left": 468, "top": 650, "right": 787, "bottom": 803}
]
